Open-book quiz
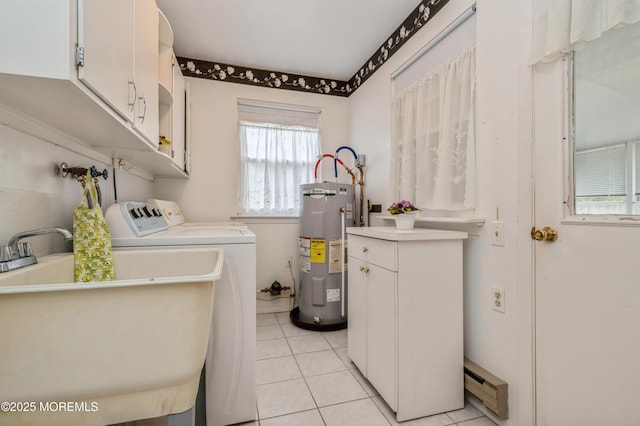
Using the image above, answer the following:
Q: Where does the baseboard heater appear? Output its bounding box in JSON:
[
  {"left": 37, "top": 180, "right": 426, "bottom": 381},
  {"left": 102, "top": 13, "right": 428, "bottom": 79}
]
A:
[{"left": 464, "top": 358, "right": 508, "bottom": 420}]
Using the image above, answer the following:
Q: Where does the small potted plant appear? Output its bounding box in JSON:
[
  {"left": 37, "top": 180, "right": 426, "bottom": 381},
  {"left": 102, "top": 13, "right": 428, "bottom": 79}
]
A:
[{"left": 387, "top": 200, "right": 421, "bottom": 229}]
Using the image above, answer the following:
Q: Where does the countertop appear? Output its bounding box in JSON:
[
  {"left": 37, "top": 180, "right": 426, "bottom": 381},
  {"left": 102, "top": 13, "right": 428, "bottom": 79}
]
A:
[{"left": 346, "top": 226, "right": 468, "bottom": 241}]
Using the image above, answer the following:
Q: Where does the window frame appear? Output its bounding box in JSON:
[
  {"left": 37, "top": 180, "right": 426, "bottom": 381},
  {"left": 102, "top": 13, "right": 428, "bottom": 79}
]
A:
[{"left": 237, "top": 118, "right": 320, "bottom": 218}]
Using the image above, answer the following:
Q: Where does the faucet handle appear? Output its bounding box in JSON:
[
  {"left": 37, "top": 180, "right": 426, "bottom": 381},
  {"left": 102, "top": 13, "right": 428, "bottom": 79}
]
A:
[
  {"left": 0, "top": 245, "right": 18, "bottom": 262},
  {"left": 17, "top": 242, "right": 33, "bottom": 258}
]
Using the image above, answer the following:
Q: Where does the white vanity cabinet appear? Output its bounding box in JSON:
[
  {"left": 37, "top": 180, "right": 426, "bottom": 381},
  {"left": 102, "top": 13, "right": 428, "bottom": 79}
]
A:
[
  {"left": 0, "top": 0, "right": 185, "bottom": 177},
  {"left": 347, "top": 227, "right": 467, "bottom": 422}
]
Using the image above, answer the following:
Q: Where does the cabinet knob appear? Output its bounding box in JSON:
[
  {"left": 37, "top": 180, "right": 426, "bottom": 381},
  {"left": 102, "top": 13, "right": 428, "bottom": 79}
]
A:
[
  {"left": 362, "top": 247, "right": 368, "bottom": 253},
  {"left": 359, "top": 266, "right": 369, "bottom": 273}
]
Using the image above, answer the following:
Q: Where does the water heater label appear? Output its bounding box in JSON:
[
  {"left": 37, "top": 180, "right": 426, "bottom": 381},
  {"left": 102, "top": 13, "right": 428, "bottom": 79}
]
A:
[
  {"left": 310, "top": 239, "right": 326, "bottom": 263},
  {"left": 327, "top": 288, "right": 341, "bottom": 302},
  {"left": 299, "top": 255, "right": 311, "bottom": 272},
  {"left": 329, "top": 239, "right": 347, "bottom": 274},
  {"left": 303, "top": 188, "right": 336, "bottom": 199},
  {"left": 298, "top": 237, "right": 311, "bottom": 256}
]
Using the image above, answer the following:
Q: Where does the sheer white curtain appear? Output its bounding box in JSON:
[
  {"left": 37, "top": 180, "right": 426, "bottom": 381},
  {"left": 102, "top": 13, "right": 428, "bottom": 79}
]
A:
[
  {"left": 390, "top": 43, "right": 476, "bottom": 212},
  {"left": 239, "top": 122, "right": 319, "bottom": 216},
  {"left": 531, "top": 0, "right": 640, "bottom": 64}
]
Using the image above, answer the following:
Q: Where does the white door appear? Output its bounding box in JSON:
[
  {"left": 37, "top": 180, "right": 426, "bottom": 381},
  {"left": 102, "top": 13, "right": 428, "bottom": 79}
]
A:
[{"left": 533, "top": 59, "right": 640, "bottom": 425}]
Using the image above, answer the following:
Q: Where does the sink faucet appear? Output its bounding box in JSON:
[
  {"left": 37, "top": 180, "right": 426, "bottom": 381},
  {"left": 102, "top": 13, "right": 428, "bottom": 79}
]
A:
[{"left": 1, "top": 227, "right": 73, "bottom": 273}]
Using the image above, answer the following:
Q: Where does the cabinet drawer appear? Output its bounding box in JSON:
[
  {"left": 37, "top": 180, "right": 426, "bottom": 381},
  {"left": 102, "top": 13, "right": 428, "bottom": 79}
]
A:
[{"left": 348, "top": 235, "right": 396, "bottom": 271}]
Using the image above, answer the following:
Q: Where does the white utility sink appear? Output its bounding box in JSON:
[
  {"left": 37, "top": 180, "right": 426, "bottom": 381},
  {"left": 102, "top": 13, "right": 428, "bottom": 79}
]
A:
[{"left": 0, "top": 247, "right": 223, "bottom": 426}]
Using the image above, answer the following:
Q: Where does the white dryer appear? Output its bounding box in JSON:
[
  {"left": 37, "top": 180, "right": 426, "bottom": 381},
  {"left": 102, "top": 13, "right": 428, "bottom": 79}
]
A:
[{"left": 106, "top": 200, "right": 256, "bottom": 426}]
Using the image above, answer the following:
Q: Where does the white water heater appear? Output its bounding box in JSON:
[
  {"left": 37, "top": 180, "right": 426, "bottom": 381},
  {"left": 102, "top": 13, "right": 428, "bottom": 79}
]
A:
[{"left": 290, "top": 182, "right": 355, "bottom": 330}]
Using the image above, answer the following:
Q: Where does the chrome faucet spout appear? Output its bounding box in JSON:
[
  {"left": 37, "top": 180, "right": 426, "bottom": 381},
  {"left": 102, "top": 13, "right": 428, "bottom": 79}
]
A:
[
  {"left": 2, "top": 227, "right": 72, "bottom": 273},
  {"left": 8, "top": 227, "right": 73, "bottom": 248}
]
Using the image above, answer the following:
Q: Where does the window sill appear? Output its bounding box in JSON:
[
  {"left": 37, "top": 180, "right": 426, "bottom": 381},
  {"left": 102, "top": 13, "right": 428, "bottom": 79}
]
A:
[
  {"left": 232, "top": 215, "right": 300, "bottom": 224},
  {"left": 379, "top": 215, "right": 485, "bottom": 236},
  {"left": 562, "top": 215, "right": 640, "bottom": 227}
]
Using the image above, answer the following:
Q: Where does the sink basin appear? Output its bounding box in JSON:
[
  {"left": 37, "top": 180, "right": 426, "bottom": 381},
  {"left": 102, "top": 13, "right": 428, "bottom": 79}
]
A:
[{"left": 0, "top": 247, "right": 223, "bottom": 426}]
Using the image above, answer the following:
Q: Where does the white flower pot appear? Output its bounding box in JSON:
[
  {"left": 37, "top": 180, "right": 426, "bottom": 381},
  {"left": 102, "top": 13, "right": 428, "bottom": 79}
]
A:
[{"left": 394, "top": 214, "right": 415, "bottom": 230}]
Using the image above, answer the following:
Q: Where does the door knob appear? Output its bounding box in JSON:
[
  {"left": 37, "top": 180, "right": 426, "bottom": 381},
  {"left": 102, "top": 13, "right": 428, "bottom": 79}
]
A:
[{"left": 531, "top": 226, "right": 558, "bottom": 242}]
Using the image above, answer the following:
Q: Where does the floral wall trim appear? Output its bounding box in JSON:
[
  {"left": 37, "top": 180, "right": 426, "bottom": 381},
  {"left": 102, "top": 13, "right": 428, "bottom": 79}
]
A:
[
  {"left": 177, "top": 0, "right": 449, "bottom": 97},
  {"left": 178, "top": 58, "right": 351, "bottom": 97},
  {"left": 348, "top": 0, "right": 449, "bottom": 93}
]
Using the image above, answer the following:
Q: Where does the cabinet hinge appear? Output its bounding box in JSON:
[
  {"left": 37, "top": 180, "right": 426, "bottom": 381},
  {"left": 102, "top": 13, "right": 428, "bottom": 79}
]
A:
[{"left": 76, "top": 46, "right": 85, "bottom": 68}]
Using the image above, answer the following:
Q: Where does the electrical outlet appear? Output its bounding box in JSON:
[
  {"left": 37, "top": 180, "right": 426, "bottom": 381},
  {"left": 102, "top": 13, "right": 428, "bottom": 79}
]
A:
[
  {"left": 491, "top": 221, "right": 504, "bottom": 246},
  {"left": 492, "top": 287, "right": 505, "bottom": 313}
]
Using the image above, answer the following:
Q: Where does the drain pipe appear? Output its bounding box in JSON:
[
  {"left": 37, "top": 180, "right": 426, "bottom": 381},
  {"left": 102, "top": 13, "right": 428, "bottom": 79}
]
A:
[
  {"left": 356, "top": 161, "right": 365, "bottom": 226},
  {"left": 340, "top": 207, "right": 346, "bottom": 318},
  {"left": 334, "top": 146, "right": 362, "bottom": 226},
  {"left": 335, "top": 146, "right": 357, "bottom": 226}
]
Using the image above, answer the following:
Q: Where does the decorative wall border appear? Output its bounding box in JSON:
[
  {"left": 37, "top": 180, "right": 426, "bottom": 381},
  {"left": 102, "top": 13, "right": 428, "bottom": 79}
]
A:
[
  {"left": 178, "top": 0, "right": 449, "bottom": 97},
  {"left": 178, "top": 58, "right": 351, "bottom": 97}
]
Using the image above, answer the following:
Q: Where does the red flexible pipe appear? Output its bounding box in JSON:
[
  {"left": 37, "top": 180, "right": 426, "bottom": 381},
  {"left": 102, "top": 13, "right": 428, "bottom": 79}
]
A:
[{"left": 314, "top": 154, "right": 345, "bottom": 180}]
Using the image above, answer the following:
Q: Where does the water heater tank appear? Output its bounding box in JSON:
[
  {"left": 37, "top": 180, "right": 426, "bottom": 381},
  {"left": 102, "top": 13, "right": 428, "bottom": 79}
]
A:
[{"left": 291, "top": 182, "right": 355, "bottom": 331}]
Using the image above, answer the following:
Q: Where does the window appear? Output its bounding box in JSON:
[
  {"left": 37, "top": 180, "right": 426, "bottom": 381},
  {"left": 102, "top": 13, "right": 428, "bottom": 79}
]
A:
[
  {"left": 237, "top": 100, "right": 320, "bottom": 216},
  {"left": 572, "top": 21, "right": 640, "bottom": 215},
  {"left": 390, "top": 8, "right": 476, "bottom": 213}
]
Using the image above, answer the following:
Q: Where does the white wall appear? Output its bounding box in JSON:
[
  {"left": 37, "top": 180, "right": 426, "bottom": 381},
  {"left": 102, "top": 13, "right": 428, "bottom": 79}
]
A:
[
  {"left": 149, "top": 2, "right": 534, "bottom": 422},
  {"left": 155, "top": 78, "right": 351, "bottom": 295},
  {"left": 0, "top": 121, "right": 154, "bottom": 257},
  {"left": 0, "top": 2, "right": 538, "bottom": 423},
  {"left": 349, "top": 1, "right": 526, "bottom": 424}
]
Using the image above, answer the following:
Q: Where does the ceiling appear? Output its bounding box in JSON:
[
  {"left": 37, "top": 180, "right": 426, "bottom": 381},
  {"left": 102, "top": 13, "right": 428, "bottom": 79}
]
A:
[{"left": 156, "top": 0, "right": 422, "bottom": 81}]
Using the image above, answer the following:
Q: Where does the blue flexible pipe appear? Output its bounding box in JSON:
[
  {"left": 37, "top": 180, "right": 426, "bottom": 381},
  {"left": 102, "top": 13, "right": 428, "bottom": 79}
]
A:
[{"left": 334, "top": 146, "right": 358, "bottom": 178}]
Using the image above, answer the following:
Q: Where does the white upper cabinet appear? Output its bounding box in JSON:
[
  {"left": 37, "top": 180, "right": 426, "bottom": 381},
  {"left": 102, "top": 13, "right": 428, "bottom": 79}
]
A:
[
  {"left": 0, "top": 0, "right": 187, "bottom": 178},
  {"left": 157, "top": 10, "right": 188, "bottom": 175},
  {"left": 171, "top": 61, "right": 187, "bottom": 173},
  {"left": 78, "top": 0, "right": 135, "bottom": 122},
  {"left": 78, "top": 0, "right": 158, "bottom": 146},
  {"left": 133, "top": 0, "right": 159, "bottom": 145}
]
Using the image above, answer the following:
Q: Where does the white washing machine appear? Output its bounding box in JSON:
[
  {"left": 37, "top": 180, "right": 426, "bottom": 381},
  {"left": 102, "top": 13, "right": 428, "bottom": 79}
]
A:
[{"left": 105, "top": 200, "right": 256, "bottom": 426}]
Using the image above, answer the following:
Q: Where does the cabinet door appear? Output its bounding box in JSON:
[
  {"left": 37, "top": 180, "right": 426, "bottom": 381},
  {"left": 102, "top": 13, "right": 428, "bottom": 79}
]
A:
[
  {"left": 132, "top": 0, "right": 159, "bottom": 145},
  {"left": 347, "top": 256, "right": 367, "bottom": 374},
  {"left": 367, "top": 263, "right": 397, "bottom": 411},
  {"left": 78, "top": 0, "right": 134, "bottom": 121},
  {"left": 171, "top": 58, "right": 186, "bottom": 172}
]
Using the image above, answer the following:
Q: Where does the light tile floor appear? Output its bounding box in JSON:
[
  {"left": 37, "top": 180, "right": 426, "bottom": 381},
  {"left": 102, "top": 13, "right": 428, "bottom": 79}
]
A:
[{"left": 244, "top": 312, "right": 497, "bottom": 426}]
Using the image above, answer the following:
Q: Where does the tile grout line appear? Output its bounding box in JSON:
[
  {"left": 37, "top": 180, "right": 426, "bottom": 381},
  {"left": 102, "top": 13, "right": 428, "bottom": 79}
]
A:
[{"left": 256, "top": 314, "right": 494, "bottom": 426}]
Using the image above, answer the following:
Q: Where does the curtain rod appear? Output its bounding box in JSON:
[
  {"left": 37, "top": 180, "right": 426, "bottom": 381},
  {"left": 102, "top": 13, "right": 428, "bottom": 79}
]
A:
[
  {"left": 237, "top": 98, "right": 321, "bottom": 115},
  {"left": 391, "top": 3, "right": 477, "bottom": 79}
]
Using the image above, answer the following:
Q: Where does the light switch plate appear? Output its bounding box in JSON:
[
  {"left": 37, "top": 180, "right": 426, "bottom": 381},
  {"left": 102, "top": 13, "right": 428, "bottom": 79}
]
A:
[{"left": 491, "top": 221, "right": 504, "bottom": 246}]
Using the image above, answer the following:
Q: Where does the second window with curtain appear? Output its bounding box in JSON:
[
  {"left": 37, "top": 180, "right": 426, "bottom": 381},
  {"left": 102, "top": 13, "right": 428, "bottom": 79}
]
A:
[{"left": 390, "top": 42, "right": 477, "bottom": 213}]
